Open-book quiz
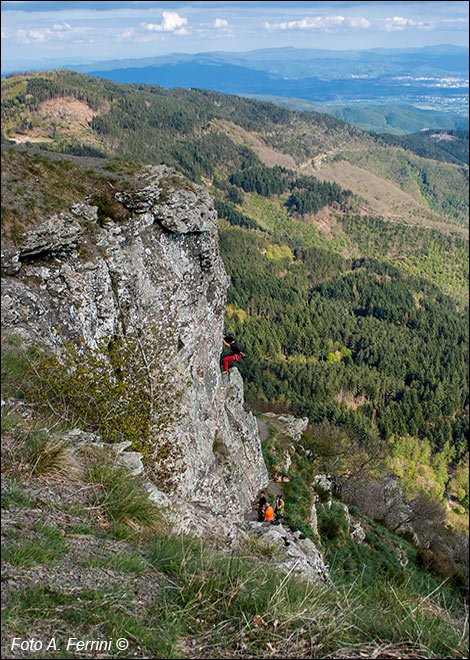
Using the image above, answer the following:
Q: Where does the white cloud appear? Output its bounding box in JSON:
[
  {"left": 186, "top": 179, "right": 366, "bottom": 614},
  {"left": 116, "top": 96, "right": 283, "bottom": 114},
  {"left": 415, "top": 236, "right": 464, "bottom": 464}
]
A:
[
  {"left": 52, "top": 23, "right": 72, "bottom": 31},
  {"left": 117, "top": 27, "right": 136, "bottom": 39},
  {"left": 443, "top": 17, "right": 469, "bottom": 26},
  {"left": 15, "top": 23, "right": 88, "bottom": 44},
  {"left": 16, "top": 29, "right": 46, "bottom": 43},
  {"left": 264, "top": 15, "right": 373, "bottom": 31},
  {"left": 213, "top": 18, "right": 229, "bottom": 29},
  {"left": 380, "top": 16, "right": 433, "bottom": 31},
  {"left": 15, "top": 23, "right": 89, "bottom": 44},
  {"left": 348, "top": 17, "right": 371, "bottom": 29},
  {"left": 142, "top": 11, "right": 188, "bottom": 35}
]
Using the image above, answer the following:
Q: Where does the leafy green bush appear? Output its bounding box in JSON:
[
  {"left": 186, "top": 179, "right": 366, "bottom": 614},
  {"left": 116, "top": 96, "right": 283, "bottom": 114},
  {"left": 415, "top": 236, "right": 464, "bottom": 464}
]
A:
[
  {"left": 27, "top": 328, "right": 184, "bottom": 490},
  {"left": 318, "top": 506, "right": 349, "bottom": 541}
]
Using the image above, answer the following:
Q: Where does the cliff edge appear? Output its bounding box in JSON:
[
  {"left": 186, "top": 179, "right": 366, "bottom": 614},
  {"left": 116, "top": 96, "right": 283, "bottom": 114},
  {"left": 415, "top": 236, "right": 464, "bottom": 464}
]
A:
[{"left": 1, "top": 165, "right": 268, "bottom": 537}]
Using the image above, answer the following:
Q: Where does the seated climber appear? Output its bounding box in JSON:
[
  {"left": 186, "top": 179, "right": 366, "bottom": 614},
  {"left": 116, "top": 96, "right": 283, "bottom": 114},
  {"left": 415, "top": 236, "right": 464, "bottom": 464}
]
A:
[
  {"left": 221, "top": 334, "right": 245, "bottom": 373},
  {"left": 263, "top": 501, "right": 274, "bottom": 523}
]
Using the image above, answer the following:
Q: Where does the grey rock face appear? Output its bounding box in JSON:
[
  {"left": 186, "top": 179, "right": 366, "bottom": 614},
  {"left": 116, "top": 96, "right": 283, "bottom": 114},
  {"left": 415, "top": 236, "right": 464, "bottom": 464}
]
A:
[
  {"left": 1, "top": 165, "right": 268, "bottom": 526},
  {"left": 310, "top": 497, "right": 319, "bottom": 537},
  {"left": 262, "top": 412, "right": 309, "bottom": 444},
  {"left": 312, "top": 474, "right": 333, "bottom": 492},
  {"left": 350, "top": 520, "right": 367, "bottom": 544},
  {"left": 241, "top": 521, "right": 330, "bottom": 583}
]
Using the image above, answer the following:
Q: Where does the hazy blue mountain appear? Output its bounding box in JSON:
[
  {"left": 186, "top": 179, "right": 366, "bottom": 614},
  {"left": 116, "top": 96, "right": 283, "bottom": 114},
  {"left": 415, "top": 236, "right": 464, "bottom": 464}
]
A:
[
  {"left": 78, "top": 46, "right": 468, "bottom": 132},
  {"left": 74, "top": 45, "right": 469, "bottom": 79},
  {"left": 87, "top": 62, "right": 468, "bottom": 102}
]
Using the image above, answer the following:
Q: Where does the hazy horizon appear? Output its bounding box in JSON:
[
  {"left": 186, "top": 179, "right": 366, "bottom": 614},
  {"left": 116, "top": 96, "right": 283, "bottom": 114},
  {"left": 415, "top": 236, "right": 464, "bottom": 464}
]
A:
[{"left": 2, "top": 1, "right": 468, "bottom": 74}]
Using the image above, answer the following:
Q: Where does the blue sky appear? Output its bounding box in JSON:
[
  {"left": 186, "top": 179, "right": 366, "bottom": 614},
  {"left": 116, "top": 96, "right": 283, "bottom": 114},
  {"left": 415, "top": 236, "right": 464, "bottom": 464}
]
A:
[{"left": 1, "top": 1, "right": 468, "bottom": 72}]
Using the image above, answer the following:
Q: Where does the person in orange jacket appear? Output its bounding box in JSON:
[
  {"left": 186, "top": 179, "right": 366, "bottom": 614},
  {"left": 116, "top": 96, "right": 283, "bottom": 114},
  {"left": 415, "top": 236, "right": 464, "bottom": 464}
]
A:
[{"left": 263, "top": 501, "right": 274, "bottom": 522}]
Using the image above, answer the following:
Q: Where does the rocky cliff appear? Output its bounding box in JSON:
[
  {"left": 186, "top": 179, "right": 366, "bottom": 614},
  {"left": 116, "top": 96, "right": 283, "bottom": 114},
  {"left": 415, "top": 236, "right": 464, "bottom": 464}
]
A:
[
  {"left": 1, "top": 165, "right": 268, "bottom": 537},
  {"left": 1, "top": 164, "right": 332, "bottom": 581}
]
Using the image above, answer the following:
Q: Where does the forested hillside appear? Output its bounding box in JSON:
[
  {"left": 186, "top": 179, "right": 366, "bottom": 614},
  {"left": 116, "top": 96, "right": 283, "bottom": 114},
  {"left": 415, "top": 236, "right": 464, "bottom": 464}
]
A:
[
  {"left": 245, "top": 99, "right": 469, "bottom": 135},
  {"left": 221, "top": 227, "right": 468, "bottom": 465},
  {"left": 1, "top": 69, "right": 468, "bottom": 526},
  {"left": 378, "top": 129, "right": 469, "bottom": 166},
  {"left": 2, "top": 70, "right": 468, "bottom": 229}
]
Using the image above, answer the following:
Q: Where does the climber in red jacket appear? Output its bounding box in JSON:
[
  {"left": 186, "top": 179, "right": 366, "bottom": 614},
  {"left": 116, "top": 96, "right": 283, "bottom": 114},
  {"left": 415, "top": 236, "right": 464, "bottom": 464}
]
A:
[{"left": 221, "top": 334, "right": 245, "bottom": 373}]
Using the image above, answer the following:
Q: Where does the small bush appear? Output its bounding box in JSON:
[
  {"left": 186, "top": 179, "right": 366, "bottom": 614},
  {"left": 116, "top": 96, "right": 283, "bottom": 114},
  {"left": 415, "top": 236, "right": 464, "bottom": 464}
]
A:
[
  {"left": 241, "top": 534, "right": 283, "bottom": 560},
  {"left": 2, "top": 422, "right": 82, "bottom": 480},
  {"left": 313, "top": 483, "right": 331, "bottom": 504},
  {"left": 27, "top": 328, "right": 184, "bottom": 491},
  {"left": 24, "top": 429, "right": 83, "bottom": 479},
  {"left": 417, "top": 547, "right": 466, "bottom": 590},
  {"left": 1, "top": 347, "right": 35, "bottom": 400},
  {"left": 318, "top": 507, "right": 348, "bottom": 541},
  {"left": 90, "top": 190, "right": 129, "bottom": 225}
]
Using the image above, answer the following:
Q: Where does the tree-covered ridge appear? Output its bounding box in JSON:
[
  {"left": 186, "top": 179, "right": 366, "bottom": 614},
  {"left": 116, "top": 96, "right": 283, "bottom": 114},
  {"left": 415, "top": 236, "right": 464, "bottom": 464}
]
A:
[
  {"left": 378, "top": 130, "right": 469, "bottom": 167},
  {"left": 2, "top": 70, "right": 468, "bottom": 231},
  {"left": 226, "top": 165, "right": 353, "bottom": 217},
  {"left": 286, "top": 175, "right": 352, "bottom": 215},
  {"left": 213, "top": 164, "right": 468, "bottom": 305},
  {"left": 220, "top": 227, "right": 468, "bottom": 479},
  {"left": 339, "top": 215, "right": 469, "bottom": 302}
]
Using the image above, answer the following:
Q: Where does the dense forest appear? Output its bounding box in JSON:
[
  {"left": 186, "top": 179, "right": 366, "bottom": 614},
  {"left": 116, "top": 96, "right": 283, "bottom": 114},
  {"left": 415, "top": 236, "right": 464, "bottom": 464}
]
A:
[{"left": 220, "top": 227, "right": 468, "bottom": 461}]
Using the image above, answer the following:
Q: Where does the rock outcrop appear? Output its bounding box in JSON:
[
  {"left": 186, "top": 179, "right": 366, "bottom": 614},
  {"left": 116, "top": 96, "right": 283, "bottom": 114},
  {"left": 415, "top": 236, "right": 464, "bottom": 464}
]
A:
[
  {"left": 261, "top": 412, "right": 309, "bottom": 444},
  {"left": 241, "top": 521, "right": 331, "bottom": 584},
  {"left": 1, "top": 165, "right": 268, "bottom": 535}
]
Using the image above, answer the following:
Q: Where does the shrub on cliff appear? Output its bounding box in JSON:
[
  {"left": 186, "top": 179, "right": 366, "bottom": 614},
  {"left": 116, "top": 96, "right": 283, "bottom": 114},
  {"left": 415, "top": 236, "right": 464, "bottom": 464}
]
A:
[{"left": 27, "top": 328, "right": 184, "bottom": 491}]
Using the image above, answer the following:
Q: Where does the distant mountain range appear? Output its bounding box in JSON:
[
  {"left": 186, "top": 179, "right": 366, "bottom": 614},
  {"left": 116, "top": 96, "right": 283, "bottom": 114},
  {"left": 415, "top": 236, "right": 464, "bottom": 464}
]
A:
[
  {"left": 61, "top": 46, "right": 469, "bottom": 135},
  {"left": 72, "top": 45, "right": 469, "bottom": 79}
]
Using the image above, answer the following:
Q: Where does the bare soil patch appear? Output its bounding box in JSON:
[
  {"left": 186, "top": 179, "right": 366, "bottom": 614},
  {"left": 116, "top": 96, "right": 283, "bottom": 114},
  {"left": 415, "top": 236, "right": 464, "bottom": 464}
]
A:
[
  {"left": 39, "top": 97, "right": 97, "bottom": 124},
  {"left": 221, "top": 120, "right": 297, "bottom": 169}
]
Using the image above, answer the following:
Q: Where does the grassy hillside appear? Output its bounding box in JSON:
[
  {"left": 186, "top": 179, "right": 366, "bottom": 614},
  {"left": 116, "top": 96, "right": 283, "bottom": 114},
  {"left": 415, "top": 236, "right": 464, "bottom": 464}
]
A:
[
  {"left": 1, "top": 148, "right": 142, "bottom": 244},
  {"left": 1, "top": 368, "right": 468, "bottom": 658}
]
